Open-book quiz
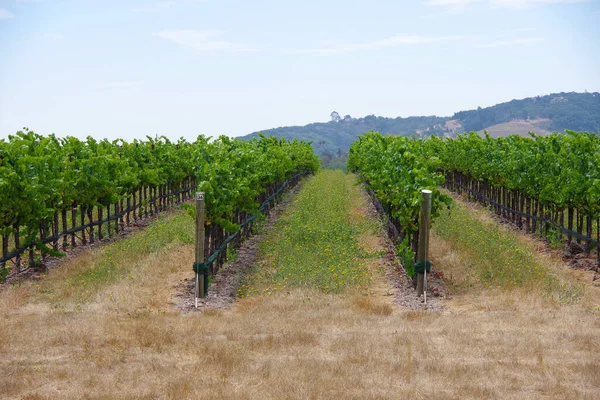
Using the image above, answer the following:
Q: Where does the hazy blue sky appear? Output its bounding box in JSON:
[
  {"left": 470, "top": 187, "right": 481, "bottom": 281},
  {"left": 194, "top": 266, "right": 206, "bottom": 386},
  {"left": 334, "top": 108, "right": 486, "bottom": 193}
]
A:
[{"left": 0, "top": 0, "right": 599, "bottom": 141}]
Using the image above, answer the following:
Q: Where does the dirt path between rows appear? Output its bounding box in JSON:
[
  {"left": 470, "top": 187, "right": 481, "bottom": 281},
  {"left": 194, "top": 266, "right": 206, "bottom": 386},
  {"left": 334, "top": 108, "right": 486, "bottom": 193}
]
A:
[
  {"left": 173, "top": 187, "right": 300, "bottom": 311},
  {"left": 357, "top": 182, "right": 447, "bottom": 311}
]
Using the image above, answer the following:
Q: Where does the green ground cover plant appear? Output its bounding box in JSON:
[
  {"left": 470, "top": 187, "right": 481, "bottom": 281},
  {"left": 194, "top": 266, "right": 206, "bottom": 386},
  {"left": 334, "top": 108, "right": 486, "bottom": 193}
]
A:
[{"left": 239, "top": 170, "right": 374, "bottom": 295}]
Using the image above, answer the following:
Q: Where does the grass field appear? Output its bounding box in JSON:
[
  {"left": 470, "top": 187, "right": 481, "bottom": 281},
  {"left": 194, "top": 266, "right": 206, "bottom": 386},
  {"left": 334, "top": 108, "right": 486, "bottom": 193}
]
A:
[
  {"left": 1, "top": 171, "right": 599, "bottom": 399},
  {"left": 432, "top": 197, "right": 585, "bottom": 304}
]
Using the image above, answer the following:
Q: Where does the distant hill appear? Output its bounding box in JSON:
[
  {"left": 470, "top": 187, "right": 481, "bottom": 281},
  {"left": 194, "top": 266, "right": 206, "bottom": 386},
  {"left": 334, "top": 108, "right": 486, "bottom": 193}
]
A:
[
  {"left": 239, "top": 92, "right": 600, "bottom": 155},
  {"left": 456, "top": 92, "right": 600, "bottom": 133},
  {"left": 478, "top": 119, "right": 552, "bottom": 138}
]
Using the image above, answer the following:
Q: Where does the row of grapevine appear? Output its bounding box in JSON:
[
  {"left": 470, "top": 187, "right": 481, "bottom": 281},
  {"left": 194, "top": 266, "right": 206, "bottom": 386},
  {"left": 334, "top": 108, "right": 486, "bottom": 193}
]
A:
[
  {"left": 348, "top": 130, "right": 600, "bottom": 273},
  {"left": 347, "top": 131, "right": 452, "bottom": 274},
  {"left": 425, "top": 131, "right": 600, "bottom": 261},
  {"left": 0, "top": 129, "right": 319, "bottom": 280}
]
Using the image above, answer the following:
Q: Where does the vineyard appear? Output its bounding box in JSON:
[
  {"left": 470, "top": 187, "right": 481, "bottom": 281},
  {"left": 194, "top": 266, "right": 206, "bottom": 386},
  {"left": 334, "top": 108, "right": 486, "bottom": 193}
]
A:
[
  {"left": 431, "top": 131, "right": 600, "bottom": 264},
  {"left": 349, "top": 130, "right": 600, "bottom": 273},
  {"left": 1, "top": 129, "right": 599, "bottom": 398},
  {"left": 0, "top": 130, "right": 319, "bottom": 281},
  {"left": 347, "top": 131, "right": 451, "bottom": 275}
]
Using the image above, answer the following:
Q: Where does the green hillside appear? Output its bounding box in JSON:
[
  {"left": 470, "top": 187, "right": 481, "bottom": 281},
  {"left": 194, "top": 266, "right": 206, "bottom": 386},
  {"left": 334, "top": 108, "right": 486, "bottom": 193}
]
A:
[
  {"left": 242, "top": 114, "right": 448, "bottom": 156},
  {"left": 455, "top": 92, "right": 600, "bottom": 133},
  {"left": 240, "top": 92, "right": 600, "bottom": 155}
]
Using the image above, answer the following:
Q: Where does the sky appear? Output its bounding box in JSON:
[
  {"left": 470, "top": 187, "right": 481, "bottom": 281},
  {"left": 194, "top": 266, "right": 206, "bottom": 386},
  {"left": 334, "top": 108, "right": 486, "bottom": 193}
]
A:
[{"left": 0, "top": 0, "right": 599, "bottom": 141}]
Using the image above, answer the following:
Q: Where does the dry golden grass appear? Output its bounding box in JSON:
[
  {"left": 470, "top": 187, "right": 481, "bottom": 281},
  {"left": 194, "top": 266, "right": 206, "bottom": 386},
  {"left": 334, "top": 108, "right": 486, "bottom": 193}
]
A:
[
  {"left": 352, "top": 295, "right": 394, "bottom": 316},
  {"left": 2, "top": 276, "right": 599, "bottom": 399},
  {"left": 1, "top": 182, "right": 599, "bottom": 399},
  {"left": 429, "top": 230, "right": 475, "bottom": 290}
]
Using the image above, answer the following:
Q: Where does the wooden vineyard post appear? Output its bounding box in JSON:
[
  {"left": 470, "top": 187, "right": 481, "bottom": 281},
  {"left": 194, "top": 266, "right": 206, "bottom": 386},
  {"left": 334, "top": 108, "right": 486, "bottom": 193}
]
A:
[
  {"left": 195, "top": 192, "right": 206, "bottom": 308},
  {"left": 416, "top": 190, "right": 432, "bottom": 302}
]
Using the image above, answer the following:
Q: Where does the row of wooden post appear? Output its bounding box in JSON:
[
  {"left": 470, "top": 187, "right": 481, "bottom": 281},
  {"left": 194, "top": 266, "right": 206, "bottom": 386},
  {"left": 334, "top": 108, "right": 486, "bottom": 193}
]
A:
[
  {"left": 1, "top": 178, "right": 196, "bottom": 275},
  {"left": 446, "top": 171, "right": 599, "bottom": 266},
  {"left": 192, "top": 172, "right": 306, "bottom": 307}
]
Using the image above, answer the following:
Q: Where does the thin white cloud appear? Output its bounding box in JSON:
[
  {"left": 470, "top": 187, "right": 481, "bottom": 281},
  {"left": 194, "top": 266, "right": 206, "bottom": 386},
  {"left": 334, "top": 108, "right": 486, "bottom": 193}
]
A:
[
  {"left": 157, "top": 30, "right": 256, "bottom": 52},
  {"left": 292, "top": 35, "right": 465, "bottom": 55},
  {"left": 427, "top": 0, "right": 590, "bottom": 10},
  {"left": 0, "top": 8, "right": 14, "bottom": 19},
  {"left": 498, "top": 27, "right": 536, "bottom": 34},
  {"left": 479, "top": 37, "right": 545, "bottom": 47},
  {"left": 491, "top": 0, "right": 589, "bottom": 7},
  {"left": 133, "top": 0, "right": 206, "bottom": 12},
  {"left": 93, "top": 81, "right": 143, "bottom": 91},
  {"left": 502, "top": 0, "right": 589, "bottom": 6},
  {"left": 488, "top": 27, "right": 537, "bottom": 40},
  {"left": 425, "top": 0, "right": 481, "bottom": 11},
  {"left": 133, "top": 1, "right": 172, "bottom": 12},
  {"left": 155, "top": 29, "right": 545, "bottom": 55},
  {"left": 43, "top": 33, "right": 65, "bottom": 41}
]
